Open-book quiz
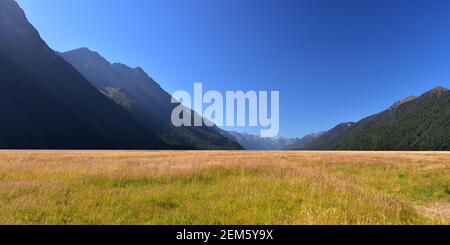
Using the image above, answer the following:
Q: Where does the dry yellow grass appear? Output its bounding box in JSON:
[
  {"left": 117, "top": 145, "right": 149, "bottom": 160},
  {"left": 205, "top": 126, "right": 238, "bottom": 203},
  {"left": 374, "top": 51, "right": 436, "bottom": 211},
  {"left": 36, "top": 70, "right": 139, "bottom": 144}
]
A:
[{"left": 0, "top": 150, "right": 448, "bottom": 224}]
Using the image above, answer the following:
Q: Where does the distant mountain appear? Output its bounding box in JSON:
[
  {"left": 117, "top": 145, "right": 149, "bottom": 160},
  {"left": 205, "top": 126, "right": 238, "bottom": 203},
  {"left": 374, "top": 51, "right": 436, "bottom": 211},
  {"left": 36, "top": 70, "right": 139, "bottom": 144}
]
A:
[
  {"left": 286, "top": 86, "right": 450, "bottom": 150},
  {"left": 283, "top": 132, "right": 325, "bottom": 150},
  {"left": 0, "top": 0, "right": 169, "bottom": 149},
  {"left": 59, "top": 48, "right": 241, "bottom": 150},
  {"left": 225, "top": 131, "right": 299, "bottom": 150}
]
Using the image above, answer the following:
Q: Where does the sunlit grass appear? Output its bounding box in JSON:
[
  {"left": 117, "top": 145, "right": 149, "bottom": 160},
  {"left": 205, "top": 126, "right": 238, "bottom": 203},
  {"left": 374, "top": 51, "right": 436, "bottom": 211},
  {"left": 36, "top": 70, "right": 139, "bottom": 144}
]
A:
[{"left": 0, "top": 150, "right": 448, "bottom": 224}]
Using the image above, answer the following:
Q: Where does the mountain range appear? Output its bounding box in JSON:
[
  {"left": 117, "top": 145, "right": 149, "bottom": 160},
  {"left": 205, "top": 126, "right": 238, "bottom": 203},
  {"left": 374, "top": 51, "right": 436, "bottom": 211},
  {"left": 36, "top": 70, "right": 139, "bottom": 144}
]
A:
[
  {"left": 0, "top": 0, "right": 240, "bottom": 150},
  {"left": 225, "top": 131, "right": 300, "bottom": 150},
  {"left": 0, "top": 0, "right": 448, "bottom": 151},
  {"left": 0, "top": 0, "right": 169, "bottom": 149},
  {"left": 285, "top": 86, "right": 450, "bottom": 151},
  {"left": 58, "top": 48, "right": 241, "bottom": 150}
]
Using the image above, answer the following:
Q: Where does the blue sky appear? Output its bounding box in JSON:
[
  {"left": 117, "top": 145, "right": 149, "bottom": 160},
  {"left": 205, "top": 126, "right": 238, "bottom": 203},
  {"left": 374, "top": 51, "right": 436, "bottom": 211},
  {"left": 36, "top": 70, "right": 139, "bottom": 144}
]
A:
[{"left": 17, "top": 0, "right": 450, "bottom": 138}]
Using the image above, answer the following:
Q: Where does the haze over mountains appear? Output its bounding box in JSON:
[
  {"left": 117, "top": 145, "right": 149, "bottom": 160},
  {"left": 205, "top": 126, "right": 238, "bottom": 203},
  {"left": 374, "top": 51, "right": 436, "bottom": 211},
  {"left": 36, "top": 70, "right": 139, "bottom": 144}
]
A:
[{"left": 225, "top": 131, "right": 300, "bottom": 150}]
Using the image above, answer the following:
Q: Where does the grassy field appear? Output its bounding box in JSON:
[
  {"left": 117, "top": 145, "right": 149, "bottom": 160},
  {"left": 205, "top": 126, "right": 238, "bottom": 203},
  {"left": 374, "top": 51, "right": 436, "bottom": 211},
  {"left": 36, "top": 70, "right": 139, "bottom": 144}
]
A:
[{"left": 0, "top": 150, "right": 448, "bottom": 224}]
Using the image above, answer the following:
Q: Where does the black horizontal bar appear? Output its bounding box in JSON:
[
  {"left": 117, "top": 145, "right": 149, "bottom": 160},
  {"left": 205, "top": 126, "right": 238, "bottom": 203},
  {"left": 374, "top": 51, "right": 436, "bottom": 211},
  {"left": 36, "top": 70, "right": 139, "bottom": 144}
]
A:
[{"left": 0, "top": 225, "right": 448, "bottom": 243}]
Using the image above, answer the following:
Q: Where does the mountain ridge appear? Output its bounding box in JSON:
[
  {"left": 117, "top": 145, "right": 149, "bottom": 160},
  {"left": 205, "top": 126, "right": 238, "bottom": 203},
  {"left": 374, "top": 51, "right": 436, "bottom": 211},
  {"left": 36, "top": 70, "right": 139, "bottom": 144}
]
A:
[
  {"left": 286, "top": 86, "right": 450, "bottom": 151},
  {"left": 59, "top": 47, "right": 242, "bottom": 150},
  {"left": 224, "top": 131, "right": 300, "bottom": 150},
  {"left": 0, "top": 0, "right": 171, "bottom": 149}
]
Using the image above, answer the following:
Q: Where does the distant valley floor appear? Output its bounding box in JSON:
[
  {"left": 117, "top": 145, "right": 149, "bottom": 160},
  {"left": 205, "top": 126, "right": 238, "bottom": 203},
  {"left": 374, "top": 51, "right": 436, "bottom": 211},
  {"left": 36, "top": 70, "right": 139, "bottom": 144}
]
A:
[{"left": 0, "top": 150, "right": 448, "bottom": 224}]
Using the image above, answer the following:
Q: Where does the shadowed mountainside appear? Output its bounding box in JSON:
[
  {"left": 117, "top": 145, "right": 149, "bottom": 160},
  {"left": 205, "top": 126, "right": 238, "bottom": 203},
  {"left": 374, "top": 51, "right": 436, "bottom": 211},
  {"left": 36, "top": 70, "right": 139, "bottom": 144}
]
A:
[
  {"left": 59, "top": 48, "right": 241, "bottom": 150},
  {"left": 0, "top": 0, "right": 174, "bottom": 149}
]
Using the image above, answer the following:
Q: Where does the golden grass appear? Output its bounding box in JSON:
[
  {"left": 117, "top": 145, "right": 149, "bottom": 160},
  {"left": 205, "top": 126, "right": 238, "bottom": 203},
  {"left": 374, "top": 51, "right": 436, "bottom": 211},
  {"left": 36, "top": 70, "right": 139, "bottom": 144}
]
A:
[{"left": 0, "top": 150, "right": 448, "bottom": 224}]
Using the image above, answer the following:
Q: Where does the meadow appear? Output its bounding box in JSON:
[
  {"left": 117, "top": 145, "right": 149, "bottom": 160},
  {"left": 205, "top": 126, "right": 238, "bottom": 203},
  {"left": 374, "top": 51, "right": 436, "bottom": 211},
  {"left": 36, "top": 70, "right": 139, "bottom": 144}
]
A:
[{"left": 0, "top": 150, "right": 448, "bottom": 224}]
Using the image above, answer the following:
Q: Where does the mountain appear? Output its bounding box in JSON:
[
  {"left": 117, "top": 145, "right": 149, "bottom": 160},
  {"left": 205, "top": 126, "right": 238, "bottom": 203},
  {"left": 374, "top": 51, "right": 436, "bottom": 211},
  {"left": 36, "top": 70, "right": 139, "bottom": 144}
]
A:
[
  {"left": 225, "top": 131, "right": 299, "bottom": 150},
  {"left": 286, "top": 86, "right": 450, "bottom": 150},
  {"left": 283, "top": 132, "right": 325, "bottom": 150},
  {"left": 0, "top": 0, "right": 172, "bottom": 149},
  {"left": 59, "top": 48, "right": 241, "bottom": 150}
]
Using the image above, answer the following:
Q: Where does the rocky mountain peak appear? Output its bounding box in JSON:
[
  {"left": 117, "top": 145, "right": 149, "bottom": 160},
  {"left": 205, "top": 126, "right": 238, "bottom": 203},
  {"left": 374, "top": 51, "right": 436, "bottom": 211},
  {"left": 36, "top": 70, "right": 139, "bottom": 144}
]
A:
[{"left": 425, "top": 86, "right": 449, "bottom": 96}]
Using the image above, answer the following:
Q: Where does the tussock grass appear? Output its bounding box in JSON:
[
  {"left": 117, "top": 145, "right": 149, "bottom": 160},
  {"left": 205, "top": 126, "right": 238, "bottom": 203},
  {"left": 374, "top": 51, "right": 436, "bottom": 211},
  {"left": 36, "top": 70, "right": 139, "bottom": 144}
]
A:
[{"left": 0, "top": 150, "right": 448, "bottom": 224}]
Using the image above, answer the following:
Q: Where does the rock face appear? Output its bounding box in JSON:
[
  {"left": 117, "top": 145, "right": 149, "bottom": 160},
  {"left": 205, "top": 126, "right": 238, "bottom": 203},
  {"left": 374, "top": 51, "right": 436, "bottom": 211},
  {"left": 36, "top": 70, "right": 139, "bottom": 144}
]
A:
[
  {"left": 286, "top": 86, "right": 450, "bottom": 151},
  {"left": 0, "top": 0, "right": 168, "bottom": 149},
  {"left": 59, "top": 48, "right": 242, "bottom": 150}
]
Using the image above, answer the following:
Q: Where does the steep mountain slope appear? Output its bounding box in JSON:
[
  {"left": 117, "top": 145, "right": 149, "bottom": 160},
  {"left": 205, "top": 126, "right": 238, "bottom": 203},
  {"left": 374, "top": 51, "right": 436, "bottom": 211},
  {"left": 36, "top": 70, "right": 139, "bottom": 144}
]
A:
[
  {"left": 289, "top": 87, "right": 450, "bottom": 150},
  {"left": 225, "top": 131, "right": 299, "bottom": 150},
  {"left": 59, "top": 48, "right": 241, "bottom": 150},
  {"left": 0, "top": 0, "right": 168, "bottom": 149}
]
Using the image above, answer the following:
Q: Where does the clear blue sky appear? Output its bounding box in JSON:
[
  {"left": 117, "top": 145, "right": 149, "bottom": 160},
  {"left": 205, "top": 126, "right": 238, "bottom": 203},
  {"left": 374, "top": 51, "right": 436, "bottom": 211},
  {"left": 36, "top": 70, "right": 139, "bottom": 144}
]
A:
[{"left": 16, "top": 0, "right": 450, "bottom": 138}]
